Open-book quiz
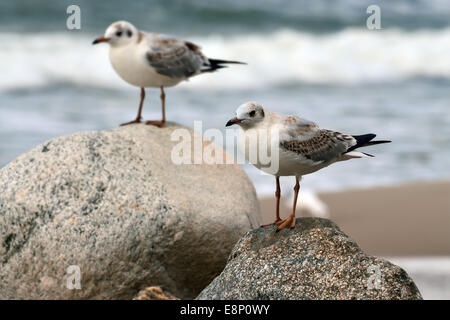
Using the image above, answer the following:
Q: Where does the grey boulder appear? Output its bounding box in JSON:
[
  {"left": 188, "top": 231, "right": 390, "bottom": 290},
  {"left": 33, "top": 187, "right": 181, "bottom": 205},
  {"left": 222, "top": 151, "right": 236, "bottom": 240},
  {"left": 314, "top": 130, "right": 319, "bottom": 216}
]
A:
[
  {"left": 0, "top": 123, "right": 261, "bottom": 299},
  {"left": 197, "top": 218, "right": 422, "bottom": 300}
]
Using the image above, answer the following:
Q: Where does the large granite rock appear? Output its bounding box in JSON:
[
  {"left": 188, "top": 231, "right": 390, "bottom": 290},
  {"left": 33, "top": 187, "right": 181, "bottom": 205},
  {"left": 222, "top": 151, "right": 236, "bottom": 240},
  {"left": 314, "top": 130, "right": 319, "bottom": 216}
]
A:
[
  {"left": 197, "top": 218, "right": 422, "bottom": 300},
  {"left": 0, "top": 123, "right": 261, "bottom": 299}
]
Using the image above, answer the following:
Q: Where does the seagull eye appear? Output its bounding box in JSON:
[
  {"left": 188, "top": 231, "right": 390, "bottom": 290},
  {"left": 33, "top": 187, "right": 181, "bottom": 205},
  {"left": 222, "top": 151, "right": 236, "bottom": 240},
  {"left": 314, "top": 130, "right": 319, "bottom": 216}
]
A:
[
  {"left": 249, "top": 110, "right": 256, "bottom": 117},
  {"left": 115, "top": 31, "right": 122, "bottom": 37}
]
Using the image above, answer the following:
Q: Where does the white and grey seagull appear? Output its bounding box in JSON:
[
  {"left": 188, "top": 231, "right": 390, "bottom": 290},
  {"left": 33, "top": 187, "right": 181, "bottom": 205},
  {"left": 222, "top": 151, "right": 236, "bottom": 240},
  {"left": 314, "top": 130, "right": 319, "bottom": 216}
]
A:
[
  {"left": 93, "top": 21, "right": 245, "bottom": 127},
  {"left": 226, "top": 102, "right": 391, "bottom": 231}
]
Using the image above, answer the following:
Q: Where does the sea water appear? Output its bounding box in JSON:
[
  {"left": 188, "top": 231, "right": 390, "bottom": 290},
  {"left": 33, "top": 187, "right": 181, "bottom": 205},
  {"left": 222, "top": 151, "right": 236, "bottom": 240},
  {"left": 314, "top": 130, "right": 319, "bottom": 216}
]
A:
[{"left": 1, "top": 0, "right": 450, "bottom": 196}]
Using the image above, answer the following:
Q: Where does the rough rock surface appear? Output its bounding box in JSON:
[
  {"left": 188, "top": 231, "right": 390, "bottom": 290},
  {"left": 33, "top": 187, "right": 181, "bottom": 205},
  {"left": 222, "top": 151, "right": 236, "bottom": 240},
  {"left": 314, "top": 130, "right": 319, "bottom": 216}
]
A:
[
  {"left": 0, "top": 123, "right": 261, "bottom": 299},
  {"left": 197, "top": 218, "right": 422, "bottom": 300},
  {"left": 133, "top": 286, "right": 179, "bottom": 300}
]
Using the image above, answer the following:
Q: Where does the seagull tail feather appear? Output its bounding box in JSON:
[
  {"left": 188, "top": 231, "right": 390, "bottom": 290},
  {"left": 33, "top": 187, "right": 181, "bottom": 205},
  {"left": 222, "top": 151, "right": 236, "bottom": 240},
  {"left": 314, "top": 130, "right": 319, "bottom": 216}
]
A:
[{"left": 343, "top": 151, "right": 373, "bottom": 159}]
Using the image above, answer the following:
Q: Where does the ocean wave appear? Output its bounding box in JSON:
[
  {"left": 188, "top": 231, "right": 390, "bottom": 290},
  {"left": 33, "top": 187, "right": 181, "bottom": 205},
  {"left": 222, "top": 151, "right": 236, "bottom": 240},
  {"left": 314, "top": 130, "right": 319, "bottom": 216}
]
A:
[
  {"left": 1, "top": 28, "right": 450, "bottom": 91},
  {"left": 3, "top": 0, "right": 450, "bottom": 34}
]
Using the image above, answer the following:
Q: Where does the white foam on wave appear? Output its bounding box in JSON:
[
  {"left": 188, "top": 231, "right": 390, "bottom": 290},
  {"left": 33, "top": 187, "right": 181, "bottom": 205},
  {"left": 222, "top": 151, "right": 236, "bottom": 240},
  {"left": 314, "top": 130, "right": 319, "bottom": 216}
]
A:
[{"left": 1, "top": 27, "right": 450, "bottom": 91}]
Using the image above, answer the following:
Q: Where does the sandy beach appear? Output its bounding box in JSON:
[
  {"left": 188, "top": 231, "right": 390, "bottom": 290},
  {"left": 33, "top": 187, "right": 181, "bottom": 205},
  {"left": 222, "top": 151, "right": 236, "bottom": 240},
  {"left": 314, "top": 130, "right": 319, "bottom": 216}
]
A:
[{"left": 259, "top": 180, "right": 450, "bottom": 257}]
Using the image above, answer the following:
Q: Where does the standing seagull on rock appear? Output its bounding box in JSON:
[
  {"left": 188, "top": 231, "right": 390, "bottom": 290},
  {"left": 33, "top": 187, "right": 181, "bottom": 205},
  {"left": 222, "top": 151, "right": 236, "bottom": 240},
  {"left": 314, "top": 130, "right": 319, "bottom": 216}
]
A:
[
  {"left": 93, "top": 21, "right": 245, "bottom": 127},
  {"left": 226, "top": 102, "right": 391, "bottom": 231}
]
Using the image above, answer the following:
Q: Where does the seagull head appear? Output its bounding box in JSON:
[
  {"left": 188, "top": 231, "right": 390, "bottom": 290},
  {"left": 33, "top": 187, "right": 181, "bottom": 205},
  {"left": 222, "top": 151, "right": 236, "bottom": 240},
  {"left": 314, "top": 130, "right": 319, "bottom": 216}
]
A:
[
  {"left": 93, "top": 21, "right": 138, "bottom": 47},
  {"left": 226, "top": 102, "right": 266, "bottom": 129}
]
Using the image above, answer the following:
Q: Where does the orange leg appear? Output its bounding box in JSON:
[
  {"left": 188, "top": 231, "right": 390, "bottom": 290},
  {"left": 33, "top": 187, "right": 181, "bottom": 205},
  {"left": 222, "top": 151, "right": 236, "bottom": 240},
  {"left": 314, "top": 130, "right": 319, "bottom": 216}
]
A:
[
  {"left": 261, "top": 176, "right": 283, "bottom": 227},
  {"left": 146, "top": 86, "right": 166, "bottom": 128},
  {"left": 121, "top": 87, "right": 145, "bottom": 126},
  {"left": 276, "top": 177, "right": 300, "bottom": 231}
]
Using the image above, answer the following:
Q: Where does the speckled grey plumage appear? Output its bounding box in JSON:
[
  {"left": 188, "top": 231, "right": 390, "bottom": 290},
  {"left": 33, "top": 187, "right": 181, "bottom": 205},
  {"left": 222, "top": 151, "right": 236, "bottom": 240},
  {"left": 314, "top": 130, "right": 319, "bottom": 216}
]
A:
[
  {"left": 197, "top": 218, "right": 422, "bottom": 300},
  {"left": 0, "top": 123, "right": 261, "bottom": 299}
]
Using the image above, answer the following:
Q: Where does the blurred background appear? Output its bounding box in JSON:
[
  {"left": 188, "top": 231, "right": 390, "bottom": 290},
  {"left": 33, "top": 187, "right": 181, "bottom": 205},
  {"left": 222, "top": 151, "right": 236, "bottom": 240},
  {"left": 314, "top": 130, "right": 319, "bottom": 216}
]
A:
[{"left": 0, "top": 0, "right": 449, "bottom": 299}]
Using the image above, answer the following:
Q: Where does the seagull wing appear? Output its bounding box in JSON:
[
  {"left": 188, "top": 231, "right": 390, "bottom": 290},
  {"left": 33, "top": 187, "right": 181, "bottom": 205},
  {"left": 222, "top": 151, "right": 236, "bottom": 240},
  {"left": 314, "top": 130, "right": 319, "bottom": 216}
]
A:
[
  {"left": 280, "top": 116, "right": 356, "bottom": 164},
  {"left": 145, "top": 35, "right": 207, "bottom": 79}
]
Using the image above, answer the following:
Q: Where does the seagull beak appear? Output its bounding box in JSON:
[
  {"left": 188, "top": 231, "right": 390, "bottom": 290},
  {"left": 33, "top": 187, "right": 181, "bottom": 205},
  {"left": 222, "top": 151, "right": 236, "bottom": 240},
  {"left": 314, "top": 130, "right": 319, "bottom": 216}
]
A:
[
  {"left": 226, "top": 117, "right": 241, "bottom": 127},
  {"left": 92, "top": 36, "right": 109, "bottom": 45}
]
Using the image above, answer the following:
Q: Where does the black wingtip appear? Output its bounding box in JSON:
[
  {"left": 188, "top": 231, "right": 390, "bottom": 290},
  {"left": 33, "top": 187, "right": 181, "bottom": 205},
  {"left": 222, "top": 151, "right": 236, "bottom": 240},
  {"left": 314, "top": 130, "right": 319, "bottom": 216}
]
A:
[
  {"left": 210, "top": 58, "right": 247, "bottom": 65},
  {"left": 365, "top": 140, "right": 392, "bottom": 147},
  {"left": 202, "top": 58, "right": 247, "bottom": 73},
  {"left": 346, "top": 134, "right": 391, "bottom": 154}
]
